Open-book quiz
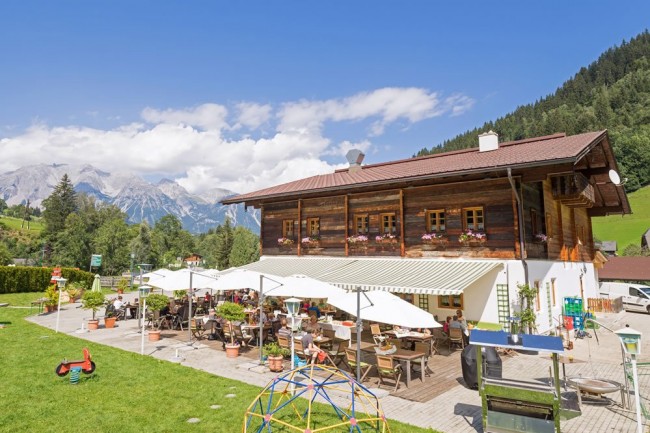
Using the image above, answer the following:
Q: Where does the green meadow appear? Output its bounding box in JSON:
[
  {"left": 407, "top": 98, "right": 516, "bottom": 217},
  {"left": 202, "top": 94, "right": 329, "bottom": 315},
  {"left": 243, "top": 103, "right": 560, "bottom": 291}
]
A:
[
  {"left": 592, "top": 185, "right": 650, "bottom": 253},
  {"left": 0, "top": 215, "right": 45, "bottom": 233}
]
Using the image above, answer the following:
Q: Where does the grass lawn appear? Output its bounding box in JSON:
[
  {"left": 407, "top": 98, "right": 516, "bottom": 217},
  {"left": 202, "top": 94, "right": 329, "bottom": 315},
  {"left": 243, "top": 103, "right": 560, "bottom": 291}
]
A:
[
  {"left": 592, "top": 185, "right": 650, "bottom": 253},
  {"left": 0, "top": 293, "right": 440, "bottom": 433},
  {"left": 0, "top": 215, "right": 44, "bottom": 233}
]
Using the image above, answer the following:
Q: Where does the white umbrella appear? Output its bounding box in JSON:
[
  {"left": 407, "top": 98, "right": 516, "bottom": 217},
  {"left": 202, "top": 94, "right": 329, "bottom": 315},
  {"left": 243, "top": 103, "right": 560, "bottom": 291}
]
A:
[
  {"left": 142, "top": 268, "right": 175, "bottom": 281},
  {"left": 148, "top": 269, "right": 221, "bottom": 293},
  {"left": 212, "top": 269, "right": 285, "bottom": 293},
  {"left": 263, "top": 274, "right": 344, "bottom": 299},
  {"left": 326, "top": 290, "right": 440, "bottom": 329}
]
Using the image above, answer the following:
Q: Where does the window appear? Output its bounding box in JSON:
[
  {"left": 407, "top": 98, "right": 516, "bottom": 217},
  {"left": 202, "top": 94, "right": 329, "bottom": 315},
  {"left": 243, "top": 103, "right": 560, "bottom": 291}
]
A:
[
  {"left": 531, "top": 209, "right": 539, "bottom": 235},
  {"left": 354, "top": 214, "right": 369, "bottom": 234},
  {"left": 306, "top": 218, "right": 320, "bottom": 237},
  {"left": 545, "top": 212, "right": 553, "bottom": 239},
  {"left": 437, "top": 294, "right": 464, "bottom": 309},
  {"left": 426, "top": 209, "right": 446, "bottom": 232},
  {"left": 380, "top": 213, "right": 396, "bottom": 234},
  {"left": 551, "top": 278, "right": 557, "bottom": 306},
  {"left": 534, "top": 280, "right": 541, "bottom": 311},
  {"left": 463, "top": 207, "right": 484, "bottom": 231},
  {"left": 282, "top": 220, "right": 294, "bottom": 238}
]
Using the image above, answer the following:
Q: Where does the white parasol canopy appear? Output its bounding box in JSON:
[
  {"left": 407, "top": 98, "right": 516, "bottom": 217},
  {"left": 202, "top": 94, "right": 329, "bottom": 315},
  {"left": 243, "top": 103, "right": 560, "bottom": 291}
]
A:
[
  {"left": 264, "top": 274, "right": 344, "bottom": 299},
  {"left": 326, "top": 290, "right": 441, "bottom": 329},
  {"left": 141, "top": 268, "right": 175, "bottom": 281},
  {"left": 212, "top": 269, "right": 285, "bottom": 293},
  {"left": 148, "top": 269, "right": 221, "bottom": 293}
]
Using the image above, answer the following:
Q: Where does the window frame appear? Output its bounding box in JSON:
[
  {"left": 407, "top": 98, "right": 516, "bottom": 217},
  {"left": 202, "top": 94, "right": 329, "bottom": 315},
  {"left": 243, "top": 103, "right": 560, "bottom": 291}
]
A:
[
  {"left": 282, "top": 219, "right": 295, "bottom": 239},
  {"left": 531, "top": 209, "right": 539, "bottom": 236},
  {"left": 437, "top": 293, "right": 464, "bottom": 309},
  {"left": 379, "top": 212, "right": 397, "bottom": 234},
  {"left": 463, "top": 206, "right": 485, "bottom": 231},
  {"left": 425, "top": 209, "right": 446, "bottom": 233},
  {"left": 545, "top": 212, "right": 553, "bottom": 239},
  {"left": 534, "top": 280, "right": 541, "bottom": 312},
  {"left": 306, "top": 217, "right": 320, "bottom": 237},
  {"left": 353, "top": 213, "right": 369, "bottom": 234}
]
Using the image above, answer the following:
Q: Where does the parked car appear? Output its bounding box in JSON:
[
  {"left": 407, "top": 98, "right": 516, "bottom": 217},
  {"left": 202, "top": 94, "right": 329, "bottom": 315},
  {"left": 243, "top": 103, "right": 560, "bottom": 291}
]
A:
[{"left": 599, "top": 282, "right": 650, "bottom": 314}]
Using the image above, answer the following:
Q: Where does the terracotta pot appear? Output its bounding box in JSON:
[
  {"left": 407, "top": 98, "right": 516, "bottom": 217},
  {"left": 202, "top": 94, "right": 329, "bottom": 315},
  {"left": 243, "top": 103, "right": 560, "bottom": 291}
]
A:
[
  {"left": 117, "top": 289, "right": 124, "bottom": 294},
  {"left": 87, "top": 319, "right": 99, "bottom": 330},
  {"left": 148, "top": 330, "right": 161, "bottom": 342},
  {"left": 104, "top": 316, "right": 117, "bottom": 329},
  {"left": 44, "top": 304, "right": 58, "bottom": 313},
  {"left": 225, "top": 343, "right": 241, "bottom": 358},
  {"left": 267, "top": 355, "right": 284, "bottom": 372}
]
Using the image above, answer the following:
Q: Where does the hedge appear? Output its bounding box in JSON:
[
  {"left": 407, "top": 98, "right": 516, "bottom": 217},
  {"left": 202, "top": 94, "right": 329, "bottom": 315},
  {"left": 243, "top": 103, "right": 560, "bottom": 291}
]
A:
[{"left": 0, "top": 266, "right": 94, "bottom": 294}]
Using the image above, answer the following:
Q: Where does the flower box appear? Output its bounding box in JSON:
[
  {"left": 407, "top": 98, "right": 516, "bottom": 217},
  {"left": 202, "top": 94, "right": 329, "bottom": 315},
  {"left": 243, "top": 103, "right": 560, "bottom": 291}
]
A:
[
  {"left": 301, "top": 237, "right": 321, "bottom": 248},
  {"left": 421, "top": 233, "right": 448, "bottom": 246},
  {"left": 347, "top": 234, "right": 369, "bottom": 250},
  {"left": 458, "top": 230, "right": 487, "bottom": 246}
]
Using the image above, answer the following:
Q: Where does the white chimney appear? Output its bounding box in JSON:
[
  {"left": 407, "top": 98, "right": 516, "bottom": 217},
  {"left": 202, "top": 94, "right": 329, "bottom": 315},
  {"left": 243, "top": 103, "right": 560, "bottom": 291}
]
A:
[
  {"left": 346, "top": 149, "right": 365, "bottom": 173},
  {"left": 478, "top": 130, "right": 499, "bottom": 152}
]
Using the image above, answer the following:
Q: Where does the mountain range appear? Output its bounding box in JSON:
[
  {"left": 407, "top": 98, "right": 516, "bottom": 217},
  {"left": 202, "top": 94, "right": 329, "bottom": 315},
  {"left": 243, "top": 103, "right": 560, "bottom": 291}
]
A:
[{"left": 0, "top": 163, "right": 260, "bottom": 234}]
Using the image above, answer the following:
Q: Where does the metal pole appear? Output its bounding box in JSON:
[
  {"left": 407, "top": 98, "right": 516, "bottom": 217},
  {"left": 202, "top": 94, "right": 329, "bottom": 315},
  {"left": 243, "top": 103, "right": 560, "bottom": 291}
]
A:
[
  {"left": 188, "top": 271, "right": 193, "bottom": 344},
  {"left": 55, "top": 281, "right": 63, "bottom": 333},
  {"left": 356, "top": 285, "right": 362, "bottom": 381},
  {"left": 631, "top": 356, "right": 643, "bottom": 433},
  {"left": 130, "top": 254, "right": 135, "bottom": 289},
  {"left": 137, "top": 267, "right": 143, "bottom": 328},
  {"left": 140, "top": 298, "right": 146, "bottom": 355},
  {"left": 259, "top": 274, "right": 264, "bottom": 364}
]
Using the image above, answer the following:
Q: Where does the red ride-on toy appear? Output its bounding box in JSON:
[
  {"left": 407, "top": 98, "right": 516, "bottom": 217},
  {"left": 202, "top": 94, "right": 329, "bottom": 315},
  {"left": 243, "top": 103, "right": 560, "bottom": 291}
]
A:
[{"left": 55, "top": 348, "right": 96, "bottom": 376}]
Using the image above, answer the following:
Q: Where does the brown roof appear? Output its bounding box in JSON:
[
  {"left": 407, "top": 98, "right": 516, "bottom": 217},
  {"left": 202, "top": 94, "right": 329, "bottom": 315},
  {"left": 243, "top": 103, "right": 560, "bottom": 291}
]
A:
[
  {"left": 223, "top": 131, "right": 608, "bottom": 204},
  {"left": 599, "top": 256, "right": 650, "bottom": 281}
]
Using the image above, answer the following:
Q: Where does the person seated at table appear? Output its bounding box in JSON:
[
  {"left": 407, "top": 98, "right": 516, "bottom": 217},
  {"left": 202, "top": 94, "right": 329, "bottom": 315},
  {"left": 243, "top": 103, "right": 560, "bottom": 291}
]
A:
[
  {"left": 392, "top": 324, "right": 410, "bottom": 334},
  {"left": 277, "top": 317, "right": 292, "bottom": 338},
  {"left": 456, "top": 309, "right": 469, "bottom": 343},
  {"left": 204, "top": 291, "right": 212, "bottom": 303},
  {"left": 443, "top": 316, "right": 452, "bottom": 334},
  {"left": 449, "top": 315, "right": 462, "bottom": 330},
  {"left": 253, "top": 307, "right": 268, "bottom": 324},
  {"left": 302, "top": 328, "right": 324, "bottom": 364},
  {"left": 414, "top": 327, "right": 431, "bottom": 335},
  {"left": 303, "top": 315, "right": 320, "bottom": 333},
  {"left": 113, "top": 295, "right": 125, "bottom": 310},
  {"left": 307, "top": 302, "right": 321, "bottom": 318}
]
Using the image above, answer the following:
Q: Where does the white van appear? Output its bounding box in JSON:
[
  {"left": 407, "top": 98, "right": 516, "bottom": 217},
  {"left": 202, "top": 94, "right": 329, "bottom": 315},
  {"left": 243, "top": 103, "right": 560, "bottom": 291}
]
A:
[{"left": 599, "top": 282, "right": 650, "bottom": 314}]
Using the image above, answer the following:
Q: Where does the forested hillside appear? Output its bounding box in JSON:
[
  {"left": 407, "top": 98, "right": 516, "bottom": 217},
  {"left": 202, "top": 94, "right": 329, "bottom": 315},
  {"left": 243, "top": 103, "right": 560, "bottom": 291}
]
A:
[{"left": 417, "top": 30, "right": 650, "bottom": 192}]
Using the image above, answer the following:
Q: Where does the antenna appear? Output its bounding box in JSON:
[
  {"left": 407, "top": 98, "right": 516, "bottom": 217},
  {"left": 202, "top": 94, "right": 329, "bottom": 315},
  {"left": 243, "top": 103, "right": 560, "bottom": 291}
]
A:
[{"left": 608, "top": 169, "right": 627, "bottom": 186}]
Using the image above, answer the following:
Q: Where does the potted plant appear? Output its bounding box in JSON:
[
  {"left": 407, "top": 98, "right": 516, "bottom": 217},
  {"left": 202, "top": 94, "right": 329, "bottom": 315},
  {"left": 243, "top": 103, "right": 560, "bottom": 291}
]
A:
[
  {"left": 144, "top": 294, "right": 171, "bottom": 341},
  {"left": 44, "top": 284, "right": 59, "bottom": 313},
  {"left": 116, "top": 277, "right": 129, "bottom": 294},
  {"left": 173, "top": 290, "right": 187, "bottom": 301},
  {"left": 277, "top": 237, "right": 295, "bottom": 250},
  {"left": 458, "top": 229, "right": 487, "bottom": 246},
  {"left": 346, "top": 234, "right": 369, "bottom": 250},
  {"left": 263, "top": 342, "right": 289, "bottom": 372},
  {"left": 218, "top": 301, "right": 246, "bottom": 358},
  {"left": 301, "top": 236, "right": 321, "bottom": 248},
  {"left": 66, "top": 282, "right": 84, "bottom": 303},
  {"left": 421, "top": 232, "right": 448, "bottom": 248},
  {"left": 82, "top": 291, "right": 106, "bottom": 330},
  {"left": 104, "top": 309, "right": 117, "bottom": 329}
]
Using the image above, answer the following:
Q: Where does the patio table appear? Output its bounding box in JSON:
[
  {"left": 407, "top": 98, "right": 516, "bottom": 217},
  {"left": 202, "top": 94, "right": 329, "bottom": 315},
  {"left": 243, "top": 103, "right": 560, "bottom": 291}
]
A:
[
  {"left": 319, "top": 322, "right": 352, "bottom": 341},
  {"left": 352, "top": 342, "right": 426, "bottom": 387}
]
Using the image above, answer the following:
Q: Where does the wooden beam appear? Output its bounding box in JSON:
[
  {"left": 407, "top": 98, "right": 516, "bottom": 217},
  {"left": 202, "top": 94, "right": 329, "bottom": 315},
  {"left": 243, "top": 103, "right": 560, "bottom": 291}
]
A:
[
  {"left": 345, "top": 195, "right": 349, "bottom": 256},
  {"left": 297, "top": 199, "right": 302, "bottom": 256},
  {"left": 259, "top": 204, "right": 264, "bottom": 257},
  {"left": 399, "top": 189, "right": 405, "bottom": 257}
]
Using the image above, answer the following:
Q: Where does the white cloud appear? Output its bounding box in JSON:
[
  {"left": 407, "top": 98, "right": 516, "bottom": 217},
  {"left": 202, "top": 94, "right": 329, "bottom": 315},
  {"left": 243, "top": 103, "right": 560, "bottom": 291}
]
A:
[
  {"left": 142, "top": 103, "right": 229, "bottom": 131},
  {"left": 234, "top": 102, "right": 272, "bottom": 130},
  {"left": 0, "top": 88, "right": 474, "bottom": 195}
]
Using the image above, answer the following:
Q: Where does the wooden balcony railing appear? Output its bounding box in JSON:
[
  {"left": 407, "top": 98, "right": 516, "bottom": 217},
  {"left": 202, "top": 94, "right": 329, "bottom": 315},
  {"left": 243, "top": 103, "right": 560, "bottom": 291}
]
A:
[{"left": 550, "top": 173, "right": 595, "bottom": 208}]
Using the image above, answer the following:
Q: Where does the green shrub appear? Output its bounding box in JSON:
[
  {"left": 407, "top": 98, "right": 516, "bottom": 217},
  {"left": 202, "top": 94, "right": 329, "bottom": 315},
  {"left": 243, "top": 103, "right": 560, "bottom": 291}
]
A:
[
  {"left": 0, "top": 266, "right": 93, "bottom": 294},
  {"left": 82, "top": 291, "right": 106, "bottom": 320}
]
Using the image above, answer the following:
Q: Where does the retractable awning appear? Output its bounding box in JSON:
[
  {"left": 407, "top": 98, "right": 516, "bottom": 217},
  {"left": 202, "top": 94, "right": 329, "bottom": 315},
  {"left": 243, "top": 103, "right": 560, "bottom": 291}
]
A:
[{"left": 238, "top": 257, "right": 503, "bottom": 295}]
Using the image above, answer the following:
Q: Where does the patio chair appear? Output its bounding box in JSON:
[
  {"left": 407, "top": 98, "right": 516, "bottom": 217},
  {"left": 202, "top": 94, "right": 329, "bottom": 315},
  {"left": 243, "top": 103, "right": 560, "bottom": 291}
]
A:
[
  {"left": 233, "top": 324, "right": 255, "bottom": 347},
  {"left": 371, "top": 323, "right": 386, "bottom": 346},
  {"left": 449, "top": 327, "right": 465, "bottom": 350},
  {"left": 190, "top": 318, "right": 205, "bottom": 340},
  {"left": 326, "top": 340, "right": 348, "bottom": 368},
  {"left": 277, "top": 335, "right": 290, "bottom": 356},
  {"left": 376, "top": 354, "right": 402, "bottom": 392},
  {"left": 345, "top": 348, "right": 373, "bottom": 382},
  {"left": 432, "top": 328, "right": 450, "bottom": 354},
  {"left": 411, "top": 341, "right": 433, "bottom": 377},
  {"left": 294, "top": 339, "right": 309, "bottom": 363}
]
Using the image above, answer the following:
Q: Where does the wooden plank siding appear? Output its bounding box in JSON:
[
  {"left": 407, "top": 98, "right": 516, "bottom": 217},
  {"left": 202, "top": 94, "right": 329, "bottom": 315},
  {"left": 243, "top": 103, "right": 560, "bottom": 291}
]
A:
[{"left": 258, "top": 176, "right": 595, "bottom": 262}]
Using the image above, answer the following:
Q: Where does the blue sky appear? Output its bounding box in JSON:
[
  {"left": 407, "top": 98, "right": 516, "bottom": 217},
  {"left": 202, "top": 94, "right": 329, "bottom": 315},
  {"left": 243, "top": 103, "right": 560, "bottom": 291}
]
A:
[{"left": 1, "top": 1, "right": 649, "bottom": 194}]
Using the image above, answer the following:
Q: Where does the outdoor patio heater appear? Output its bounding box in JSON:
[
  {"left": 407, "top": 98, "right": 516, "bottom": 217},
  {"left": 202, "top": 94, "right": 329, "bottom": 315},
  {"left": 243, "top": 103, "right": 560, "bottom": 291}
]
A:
[{"left": 471, "top": 330, "right": 582, "bottom": 433}]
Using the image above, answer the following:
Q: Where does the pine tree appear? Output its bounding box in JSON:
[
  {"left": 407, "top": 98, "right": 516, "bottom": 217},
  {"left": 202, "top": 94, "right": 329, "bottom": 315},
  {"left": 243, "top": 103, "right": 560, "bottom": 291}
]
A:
[{"left": 42, "top": 174, "right": 77, "bottom": 238}]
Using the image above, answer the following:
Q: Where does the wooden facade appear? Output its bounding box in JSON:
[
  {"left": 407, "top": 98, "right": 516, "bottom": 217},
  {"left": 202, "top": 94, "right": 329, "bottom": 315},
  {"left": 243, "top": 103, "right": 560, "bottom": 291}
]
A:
[{"left": 260, "top": 173, "right": 595, "bottom": 263}]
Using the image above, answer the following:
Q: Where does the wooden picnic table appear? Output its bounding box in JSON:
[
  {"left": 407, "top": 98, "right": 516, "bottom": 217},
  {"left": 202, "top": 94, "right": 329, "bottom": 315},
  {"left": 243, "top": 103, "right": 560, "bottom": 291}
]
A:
[{"left": 351, "top": 342, "right": 427, "bottom": 387}]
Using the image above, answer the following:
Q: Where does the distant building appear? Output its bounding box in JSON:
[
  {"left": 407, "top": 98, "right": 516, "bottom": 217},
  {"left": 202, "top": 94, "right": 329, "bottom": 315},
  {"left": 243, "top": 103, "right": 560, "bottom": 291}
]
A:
[
  {"left": 642, "top": 228, "right": 650, "bottom": 251},
  {"left": 183, "top": 254, "right": 204, "bottom": 268},
  {"left": 599, "top": 241, "right": 618, "bottom": 256},
  {"left": 598, "top": 256, "right": 650, "bottom": 282}
]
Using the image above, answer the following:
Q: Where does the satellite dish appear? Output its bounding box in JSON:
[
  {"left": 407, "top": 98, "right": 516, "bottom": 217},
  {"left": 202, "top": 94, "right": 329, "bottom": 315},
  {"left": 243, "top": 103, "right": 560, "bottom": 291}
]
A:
[{"left": 608, "top": 169, "right": 621, "bottom": 185}]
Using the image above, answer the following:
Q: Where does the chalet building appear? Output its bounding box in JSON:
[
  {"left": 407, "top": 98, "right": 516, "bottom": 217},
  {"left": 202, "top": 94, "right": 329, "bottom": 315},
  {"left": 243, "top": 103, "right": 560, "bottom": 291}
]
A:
[
  {"left": 183, "top": 254, "right": 204, "bottom": 268},
  {"left": 222, "top": 130, "right": 631, "bottom": 333}
]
